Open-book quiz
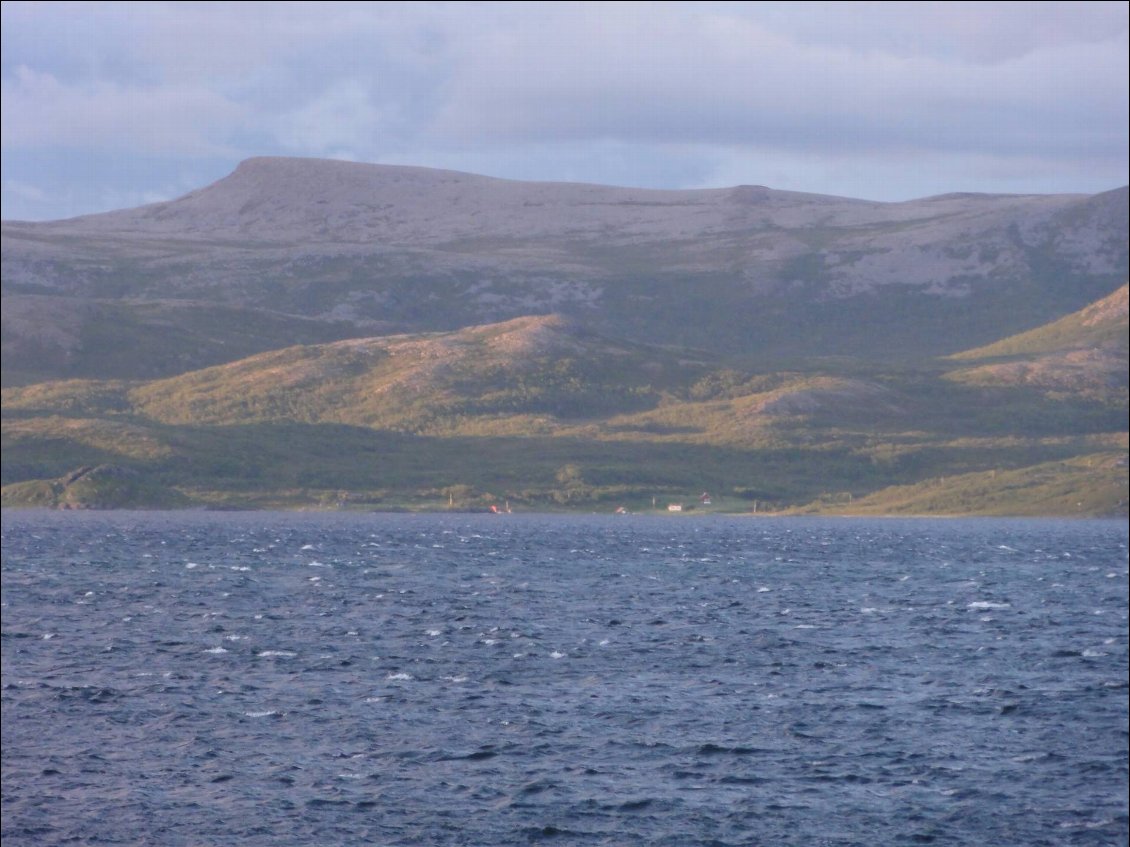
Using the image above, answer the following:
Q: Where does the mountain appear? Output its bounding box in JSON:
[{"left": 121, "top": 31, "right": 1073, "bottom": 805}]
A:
[
  {"left": 945, "top": 283, "right": 1128, "bottom": 395},
  {"left": 2, "top": 158, "right": 1126, "bottom": 514},
  {"left": 3, "top": 158, "right": 1127, "bottom": 384}
]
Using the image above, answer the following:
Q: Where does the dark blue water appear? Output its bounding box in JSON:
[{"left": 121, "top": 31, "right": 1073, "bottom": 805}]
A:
[{"left": 2, "top": 512, "right": 1127, "bottom": 846}]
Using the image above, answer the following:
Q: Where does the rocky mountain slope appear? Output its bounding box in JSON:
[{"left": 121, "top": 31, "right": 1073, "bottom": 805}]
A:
[
  {"left": 3, "top": 157, "right": 1126, "bottom": 384},
  {"left": 2, "top": 158, "right": 1125, "bottom": 514}
]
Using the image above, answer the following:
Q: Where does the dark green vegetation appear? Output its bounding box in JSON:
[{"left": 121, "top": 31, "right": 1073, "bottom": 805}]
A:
[
  {"left": 3, "top": 293, "right": 1126, "bottom": 514},
  {"left": 2, "top": 160, "right": 1126, "bottom": 513}
]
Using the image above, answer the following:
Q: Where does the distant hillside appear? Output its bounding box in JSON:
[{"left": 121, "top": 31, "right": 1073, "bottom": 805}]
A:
[
  {"left": 3, "top": 159, "right": 1126, "bottom": 514},
  {"left": 3, "top": 157, "right": 1126, "bottom": 382},
  {"left": 0, "top": 294, "right": 366, "bottom": 386},
  {"left": 3, "top": 300, "right": 1126, "bottom": 515},
  {"left": 951, "top": 283, "right": 1127, "bottom": 359},
  {"left": 946, "top": 283, "right": 1128, "bottom": 395}
]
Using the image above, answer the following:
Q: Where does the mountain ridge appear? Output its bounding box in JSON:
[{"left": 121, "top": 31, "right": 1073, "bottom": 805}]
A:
[
  {"left": 3, "top": 157, "right": 1126, "bottom": 371},
  {"left": 1, "top": 158, "right": 1126, "bottom": 514}
]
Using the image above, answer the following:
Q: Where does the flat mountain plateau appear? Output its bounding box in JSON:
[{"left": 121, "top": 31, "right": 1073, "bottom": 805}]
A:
[{"left": 2, "top": 158, "right": 1126, "bottom": 514}]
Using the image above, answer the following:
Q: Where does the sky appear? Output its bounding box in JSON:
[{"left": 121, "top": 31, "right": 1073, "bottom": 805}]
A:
[{"left": 2, "top": 1, "right": 1127, "bottom": 221}]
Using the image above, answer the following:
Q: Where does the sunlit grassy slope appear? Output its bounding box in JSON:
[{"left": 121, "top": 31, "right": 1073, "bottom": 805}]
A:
[{"left": 3, "top": 292, "right": 1126, "bottom": 515}]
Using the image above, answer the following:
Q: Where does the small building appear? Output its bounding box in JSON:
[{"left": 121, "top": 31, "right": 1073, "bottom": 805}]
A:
[{"left": 667, "top": 503, "right": 684, "bottom": 512}]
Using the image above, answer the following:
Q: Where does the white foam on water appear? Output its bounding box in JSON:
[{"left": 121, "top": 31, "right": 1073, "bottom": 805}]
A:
[
  {"left": 386, "top": 672, "right": 413, "bottom": 680},
  {"left": 757, "top": 586, "right": 771, "bottom": 593},
  {"left": 203, "top": 647, "right": 228, "bottom": 654},
  {"left": 426, "top": 629, "right": 442, "bottom": 637},
  {"left": 244, "top": 710, "right": 279, "bottom": 718},
  {"left": 258, "top": 650, "right": 297, "bottom": 658},
  {"left": 967, "top": 601, "right": 1010, "bottom": 610},
  {"left": 550, "top": 651, "right": 566, "bottom": 659}
]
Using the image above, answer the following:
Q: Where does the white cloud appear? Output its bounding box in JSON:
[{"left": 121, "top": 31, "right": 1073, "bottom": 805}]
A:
[
  {"left": 429, "top": 3, "right": 1127, "bottom": 163},
  {"left": 273, "top": 80, "right": 386, "bottom": 157},
  {"left": 0, "top": 1, "right": 1125, "bottom": 219},
  {"left": 0, "top": 65, "right": 245, "bottom": 155}
]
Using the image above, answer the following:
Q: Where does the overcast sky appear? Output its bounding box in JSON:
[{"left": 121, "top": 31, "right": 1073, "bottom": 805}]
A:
[{"left": 2, "top": 1, "right": 1127, "bottom": 221}]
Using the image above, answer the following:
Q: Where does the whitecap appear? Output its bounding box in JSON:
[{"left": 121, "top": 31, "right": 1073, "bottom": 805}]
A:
[
  {"left": 967, "top": 601, "right": 1010, "bottom": 610},
  {"left": 244, "top": 710, "right": 279, "bottom": 718},
  {"left": 386, "top": 672, "right": 413, "bottom": 681},
  {"left": 426, "top": 629, "right": 442, "bottom": 637},
  {"left": 1082, "top": 648, "right": 1107, "bottom": 657},
  {"left": 185, "top": 563, "right": 199, "bottom": 569},
  {"left": 550, "top": 650, "right": 566, "bottom": 659},
  {"left": 301, "top": 544, "right": 316, "bottom": 550},
  {"left": 257, "top": 650, "right": 297, "bottom": 658},
  {"left": 203, "top": 647, "right": 228, "bottom": 654},
  {"left": 757, "top": 586, "right": 771, "bottom": 593},
  {"left": 442, "top": 675, "right": 468, "bottom": 683}
]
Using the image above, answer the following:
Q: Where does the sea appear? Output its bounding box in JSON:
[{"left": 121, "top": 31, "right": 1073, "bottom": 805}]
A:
[{"left": 2, "top": 511, "right": 1127, "bottom": 847}]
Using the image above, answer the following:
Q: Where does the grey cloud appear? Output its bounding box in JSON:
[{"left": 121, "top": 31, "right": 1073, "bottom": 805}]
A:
[{"left": 0, "top": 1, "right": 1125, "bottom": 220}]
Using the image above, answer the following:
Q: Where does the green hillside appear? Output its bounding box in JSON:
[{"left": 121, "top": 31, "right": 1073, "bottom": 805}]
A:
[
  {"left": 949, "top": 283, "right": 1128, "bottom": 359},
  {"left": 3, "top": 301, "right": 1126, "bottom": 515},
  {"left": 1, "top": 295, "right": 364, "bottom": 386},
  {"left": 944, "top": 283, "right": 1128, "bottom": 400}
]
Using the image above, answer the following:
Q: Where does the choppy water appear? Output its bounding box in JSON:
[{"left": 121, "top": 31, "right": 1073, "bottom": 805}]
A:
[{"left": 2, "top": 512, "right": 1127, "bottom": 846}]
